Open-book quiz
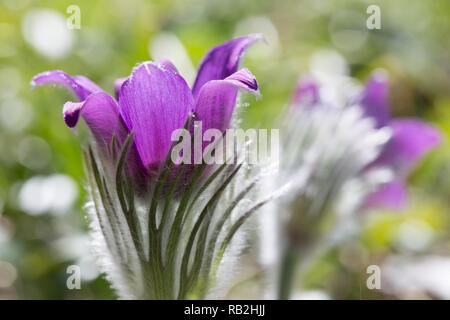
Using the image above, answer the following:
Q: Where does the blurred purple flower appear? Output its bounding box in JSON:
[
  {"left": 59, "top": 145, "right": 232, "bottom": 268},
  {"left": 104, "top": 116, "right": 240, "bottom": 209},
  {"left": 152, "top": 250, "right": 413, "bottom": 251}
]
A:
[
  {"left": 291, "top": 75, "right": 320, "bottom": 107},
  {"left": 359, "top": 71, "right": 441, "bottom": 209},
  {"left": 32, "top": 35, "right": 261, "bottom": 188},
  {"left": 292, "top": 70, "right": 441, "bottom": 210}
]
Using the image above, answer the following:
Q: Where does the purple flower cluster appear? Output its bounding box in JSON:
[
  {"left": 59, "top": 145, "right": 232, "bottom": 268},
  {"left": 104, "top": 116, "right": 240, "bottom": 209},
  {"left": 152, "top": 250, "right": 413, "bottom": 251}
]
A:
[{"left": 32, "top": 35, "right": 261, "bottom": 188}]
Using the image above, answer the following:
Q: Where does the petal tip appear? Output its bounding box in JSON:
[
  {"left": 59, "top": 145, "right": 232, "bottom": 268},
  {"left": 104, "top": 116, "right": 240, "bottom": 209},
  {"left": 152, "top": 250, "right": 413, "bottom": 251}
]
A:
[
  {"left": 114, "top": 77, "right": 128, "bottom": 99},
  {"left": 157, "top": 59, "right": 178, "bottom": 74},
  {"left": 246, "top": 33, "right": 264, "bottom": 43},
  {"left": 31, "top": 70, "right": 99, "bottom": 101},
  {"left": 192, "top": 35, "right": 263, "bottom": 97},
  {"left": 63, "top": 101, "right": 83, "bottom": 128}
]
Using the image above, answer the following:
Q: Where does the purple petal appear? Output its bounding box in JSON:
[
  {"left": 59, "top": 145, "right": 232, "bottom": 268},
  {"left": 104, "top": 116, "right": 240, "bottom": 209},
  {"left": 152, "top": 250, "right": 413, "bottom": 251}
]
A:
[
  {"left": 193, "top": 68, "right": 259, "bottom": 133},
  {"left": 63, "top": 101, "right": 84, "bottom": 128},
  {"left": 291, "top": 75, "right": 320, "bottom": 108},
  {"left": 65, "top": 92, "right": 148, "bottom": 190},
  {"left": 363, "top": 180, "right": 408, "bottom": 210},
  {"left": 192, "top": 34, "right": 262, "bottom": 98},
  {"left": 114, "top": 77, "right": 127, "bottom": 100},
  {"left": 63, "top": 92, "right": 127, "bottom": 148},
  {"left": 114, "top": 59, "right": 177, "bottom": 100},
  {"left": 358, "top": 70, "right": 391, "bottom": 128},
  {"left": 158, "top": 59, "right": 178, "bottom": 73},
  {"left": 118, "top": 62, "right": 194, "bottom": 170},
  {"left": 73, "top": 75, "right": 102, "bottom": 94},
  {"left": 372, "top": 118, "right": 441, "bottom": 176},
  {"left": 113, "top": 60, "right": 177, "bottom": 100},
  {"left": 32, "top": 70, "right": 100, "bottom": 101}
]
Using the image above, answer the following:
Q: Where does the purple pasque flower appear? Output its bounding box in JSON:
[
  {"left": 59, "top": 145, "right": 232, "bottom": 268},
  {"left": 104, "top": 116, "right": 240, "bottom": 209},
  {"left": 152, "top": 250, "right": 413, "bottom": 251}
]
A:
[
  {"left": 32, "top": 35, "right": 266, "bottom": 300},
  {"left": 291, "top": 70, "right": 441, "bottom": 210},
  {"left": 32, "top": 35, "right": 261, "bottom": 187}
]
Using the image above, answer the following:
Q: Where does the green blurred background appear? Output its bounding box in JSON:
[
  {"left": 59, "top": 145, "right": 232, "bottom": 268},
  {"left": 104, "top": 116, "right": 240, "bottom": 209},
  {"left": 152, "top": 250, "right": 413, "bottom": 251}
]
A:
[{"left": 1, "top": 0, "right": 450, "bottom": 299}]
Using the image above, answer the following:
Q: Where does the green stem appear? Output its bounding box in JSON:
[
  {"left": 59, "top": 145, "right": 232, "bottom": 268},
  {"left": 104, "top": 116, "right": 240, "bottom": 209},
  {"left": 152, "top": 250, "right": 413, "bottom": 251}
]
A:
[{"left": 278, "top": 245, "right": 298, "bottom": 300}]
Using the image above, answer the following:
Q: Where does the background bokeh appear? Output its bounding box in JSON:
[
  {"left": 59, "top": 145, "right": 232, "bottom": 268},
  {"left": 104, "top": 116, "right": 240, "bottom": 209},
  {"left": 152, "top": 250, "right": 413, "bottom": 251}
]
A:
[{"left": 1, "top": 0, "right": 450, "bottom": 299}]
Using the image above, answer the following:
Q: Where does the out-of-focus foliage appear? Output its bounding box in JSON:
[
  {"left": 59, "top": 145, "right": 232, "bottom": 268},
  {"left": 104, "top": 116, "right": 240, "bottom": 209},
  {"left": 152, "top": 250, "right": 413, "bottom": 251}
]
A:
[{"left": 0, "top": 0, "right": 449, "bottom": 299}]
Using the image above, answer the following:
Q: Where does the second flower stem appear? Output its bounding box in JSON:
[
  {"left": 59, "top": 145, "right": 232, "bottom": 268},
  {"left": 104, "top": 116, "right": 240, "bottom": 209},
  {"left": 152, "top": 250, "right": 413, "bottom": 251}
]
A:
[{"left": 277, "top": 245, "right": 299, "bottom": 300}]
